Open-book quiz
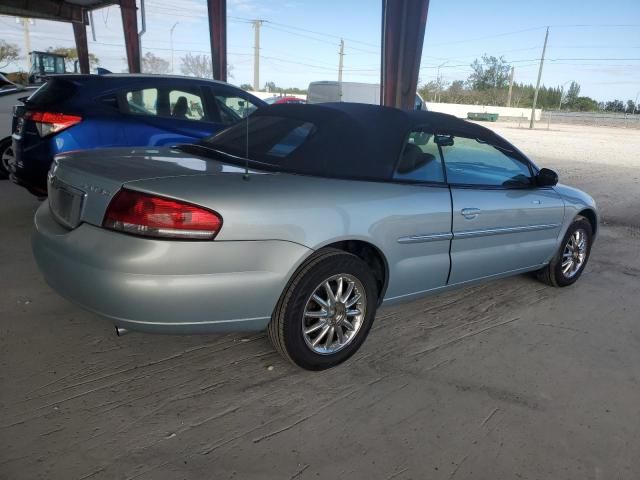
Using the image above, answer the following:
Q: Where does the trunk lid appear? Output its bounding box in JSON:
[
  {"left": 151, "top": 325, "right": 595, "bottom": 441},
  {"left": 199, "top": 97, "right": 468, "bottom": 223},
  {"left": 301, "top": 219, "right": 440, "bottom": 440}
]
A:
[{"left": 49, "top": 146, "right": 262, "bottom": 228}]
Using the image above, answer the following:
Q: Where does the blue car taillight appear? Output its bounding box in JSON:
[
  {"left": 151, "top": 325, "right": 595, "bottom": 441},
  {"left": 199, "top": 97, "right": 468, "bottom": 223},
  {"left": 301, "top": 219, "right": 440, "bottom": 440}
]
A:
[{"left": 26, "top": 111, "right": 83, "bottom": 137}]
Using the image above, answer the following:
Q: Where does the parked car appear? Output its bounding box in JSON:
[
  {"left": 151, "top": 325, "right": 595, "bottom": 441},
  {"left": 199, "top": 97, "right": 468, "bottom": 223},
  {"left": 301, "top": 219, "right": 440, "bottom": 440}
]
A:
[
  {"left": 264, "top": 95, "right": 306, "bottom": 105},
  {"left": 8, "top": 74, "right": 266, "bottom": 196},
  {"left": 307, "top": 80, "right": 426, "bottom": 110},
  {"left": 33, "top": 103, "right": 597, "bottom": 370},
  {"left": 0, "top": 73, "right": 38, "bottom": 179}
]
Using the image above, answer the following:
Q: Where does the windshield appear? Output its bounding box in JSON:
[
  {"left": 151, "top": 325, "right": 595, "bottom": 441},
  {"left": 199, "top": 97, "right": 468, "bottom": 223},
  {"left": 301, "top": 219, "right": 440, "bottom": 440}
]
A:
[{"left": 201, "top": 115, "right": 316, "bottom": 165}]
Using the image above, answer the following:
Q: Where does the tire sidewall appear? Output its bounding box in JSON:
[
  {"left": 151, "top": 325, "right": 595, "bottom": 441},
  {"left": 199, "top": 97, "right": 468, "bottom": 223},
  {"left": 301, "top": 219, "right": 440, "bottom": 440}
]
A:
[
  {"left": 281, "top": 253, "right": 378, "bottom": 370},
  {"left": 0, "top": 137, "right": 12, "bottom": 178},
  {"left": 552, "top": 217, "right": 593, "bottom": 286}
]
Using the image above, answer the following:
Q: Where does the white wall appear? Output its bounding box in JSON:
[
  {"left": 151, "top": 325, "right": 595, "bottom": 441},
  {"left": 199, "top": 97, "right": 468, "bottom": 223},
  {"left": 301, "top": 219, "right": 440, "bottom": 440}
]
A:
[{"left": 425, "top": 102, "right": 542, "bottom": 121}]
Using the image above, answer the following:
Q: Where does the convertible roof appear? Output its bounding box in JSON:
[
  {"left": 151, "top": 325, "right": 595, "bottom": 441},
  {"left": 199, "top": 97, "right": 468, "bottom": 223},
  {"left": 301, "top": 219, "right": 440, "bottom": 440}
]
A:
[{"left": 217, "top": 102, "right": 527, "bottom": 182}]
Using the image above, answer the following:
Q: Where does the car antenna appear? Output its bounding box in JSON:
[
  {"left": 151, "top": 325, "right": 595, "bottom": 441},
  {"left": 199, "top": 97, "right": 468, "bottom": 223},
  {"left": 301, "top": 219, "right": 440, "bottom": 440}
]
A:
[{"left": 243, "top": 104, "right": 250, "bottom": 181}]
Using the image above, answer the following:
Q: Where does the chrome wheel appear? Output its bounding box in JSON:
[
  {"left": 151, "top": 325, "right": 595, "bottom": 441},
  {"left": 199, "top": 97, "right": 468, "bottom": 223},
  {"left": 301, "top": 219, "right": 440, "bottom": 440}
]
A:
[
  {"left": 302, "top": 274, "right": 366, "bottom": 355},
  {"left": 561, "top": 228, "right": 587, "bottom": 279}
]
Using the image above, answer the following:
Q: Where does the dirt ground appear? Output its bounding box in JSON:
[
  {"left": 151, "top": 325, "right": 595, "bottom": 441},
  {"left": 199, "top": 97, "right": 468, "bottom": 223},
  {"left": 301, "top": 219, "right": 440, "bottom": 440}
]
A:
[{"left": 1, "top": 123, "right": 639, "bottom": 480}]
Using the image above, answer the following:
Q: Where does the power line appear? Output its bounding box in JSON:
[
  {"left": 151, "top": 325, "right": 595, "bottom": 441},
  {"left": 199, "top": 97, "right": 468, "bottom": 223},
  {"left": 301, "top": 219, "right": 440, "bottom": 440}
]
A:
[
  {"left": 229, "top": 15, "right": 379, "bottom": 48},
  {"left": 261, "top": 23, "right": 379, "bottom": 55},
  {"left": 427, "top": 26, "right": 547, "bottom": 47}
]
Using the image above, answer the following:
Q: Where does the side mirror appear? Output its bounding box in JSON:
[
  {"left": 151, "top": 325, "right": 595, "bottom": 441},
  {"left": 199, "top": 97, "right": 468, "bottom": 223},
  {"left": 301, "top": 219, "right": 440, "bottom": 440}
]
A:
[{"left": 536, "top": 168, "right": 558, "bottom": 187}]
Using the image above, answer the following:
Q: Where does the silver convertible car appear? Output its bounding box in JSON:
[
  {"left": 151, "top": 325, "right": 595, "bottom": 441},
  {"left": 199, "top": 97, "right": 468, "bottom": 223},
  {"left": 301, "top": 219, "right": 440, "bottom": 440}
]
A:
[{"left": 33, "top": 103, "right": 597, "bottom": 370}]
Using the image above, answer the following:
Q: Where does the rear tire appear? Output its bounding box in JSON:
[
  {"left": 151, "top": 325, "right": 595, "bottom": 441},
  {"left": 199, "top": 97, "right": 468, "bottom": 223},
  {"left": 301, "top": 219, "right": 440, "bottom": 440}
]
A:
[
  {"left": 0, "top": 137, "right": 13, "bottom": 180},
  {"left": 268, "top": 249, "right": 378, "bottom": 370},
  {"left": 537, "top": 215, "right": 593, "bottom": 287}
]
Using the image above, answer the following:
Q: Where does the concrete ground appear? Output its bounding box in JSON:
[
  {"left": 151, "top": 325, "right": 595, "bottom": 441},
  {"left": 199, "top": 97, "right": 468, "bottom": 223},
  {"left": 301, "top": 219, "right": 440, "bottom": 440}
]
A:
[{"left": 1, "top": 123, "right": 639, "bottom": 480}]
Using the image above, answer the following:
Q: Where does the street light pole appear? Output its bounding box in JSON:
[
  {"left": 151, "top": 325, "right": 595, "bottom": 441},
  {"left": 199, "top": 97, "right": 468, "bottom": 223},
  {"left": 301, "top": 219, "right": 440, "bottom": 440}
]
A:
[
  {"left": 435, "top": 61, "right": 447, "bottom": 102},
  {"left": 170, "top": 21, "right": 179, "bottom": 73}
]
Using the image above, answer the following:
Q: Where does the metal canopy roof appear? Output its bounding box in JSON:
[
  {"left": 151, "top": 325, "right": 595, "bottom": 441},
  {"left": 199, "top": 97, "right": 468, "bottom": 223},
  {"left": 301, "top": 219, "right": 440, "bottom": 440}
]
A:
[{"left": 0, "top": 0, "right": 120, "bottom": 24}]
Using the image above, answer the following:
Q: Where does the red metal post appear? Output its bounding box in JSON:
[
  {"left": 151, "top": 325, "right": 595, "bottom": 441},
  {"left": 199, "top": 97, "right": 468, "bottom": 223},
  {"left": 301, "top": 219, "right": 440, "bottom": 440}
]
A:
[
  {"left": 207, "top": 0, "right": 227, "bottom": 81},
  {"left": 120, "top": 0, "right": 141, "bottom": 73},
  {"left": 72, "top": 20, "right": 90, "bottom": 74},
  {"left": 380, "top": 0, "right": 430, "bottom": 109}
]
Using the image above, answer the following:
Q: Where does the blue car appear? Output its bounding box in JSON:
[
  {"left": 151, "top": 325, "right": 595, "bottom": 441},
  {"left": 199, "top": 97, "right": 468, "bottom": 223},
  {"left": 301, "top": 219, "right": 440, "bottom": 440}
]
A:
[{"left": 9, "top": 74, "right": 265, "bottom": 196}]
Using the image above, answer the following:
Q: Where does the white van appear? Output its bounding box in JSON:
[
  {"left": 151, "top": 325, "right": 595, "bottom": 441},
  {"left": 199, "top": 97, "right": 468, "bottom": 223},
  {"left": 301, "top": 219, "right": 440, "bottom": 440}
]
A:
[{"left": 307, "top": 81, "right": 426, "bottom": 110}]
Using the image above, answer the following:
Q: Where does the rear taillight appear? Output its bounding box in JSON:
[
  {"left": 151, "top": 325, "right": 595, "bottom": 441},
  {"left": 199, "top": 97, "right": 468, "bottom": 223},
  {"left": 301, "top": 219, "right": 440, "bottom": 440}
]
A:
[
  {"left": 103, "top": 189, "right": 223, "bottom": 240},
  {"left": 26, "top": 111, "right": 82, "bottom": 137}
]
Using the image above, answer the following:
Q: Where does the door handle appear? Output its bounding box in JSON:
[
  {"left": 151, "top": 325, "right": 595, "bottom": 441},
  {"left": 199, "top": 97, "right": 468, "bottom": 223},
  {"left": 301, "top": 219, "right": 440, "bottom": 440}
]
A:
[
  {"left": 461, "top": 208, "right": 481, "bottom": 219},
  {"left": 532, "top": 199, "right": 542, "bottom": 205}
]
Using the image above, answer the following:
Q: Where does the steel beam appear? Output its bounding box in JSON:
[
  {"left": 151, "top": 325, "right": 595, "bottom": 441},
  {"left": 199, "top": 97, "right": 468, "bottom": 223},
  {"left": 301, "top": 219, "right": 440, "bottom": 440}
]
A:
[
  {"left": 0, "top": 0, "right": 85, "bottom": 23},
  {"left": 207, "top": 0, "right": 227, "bottom": 81},
  {"left": 73, "top": 20, "right": 90, "bottom": 73},
  {"left": 120, "top": 0, "right": 141, "bottom": 73},
  {"left": 380, "top": 0, "right": 430, "bottom": 110}
]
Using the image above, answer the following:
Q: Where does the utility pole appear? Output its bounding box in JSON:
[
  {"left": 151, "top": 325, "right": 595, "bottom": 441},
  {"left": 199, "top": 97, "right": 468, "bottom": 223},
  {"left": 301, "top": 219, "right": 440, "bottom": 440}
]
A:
[
  {"left": 21, "top": 17, "right": 32, "bottom": 72},
  {"left": 252, "top": 19, "right": 263, "bottom": 90},
  {"left": 338, "top": 38, "right": 344, "bottom": 82},
  {"left": 529, "top": 26, "right": 549, "bottom": 129},
  {"left": 506, "top": 66, "right": 514, "bottom": 107}
]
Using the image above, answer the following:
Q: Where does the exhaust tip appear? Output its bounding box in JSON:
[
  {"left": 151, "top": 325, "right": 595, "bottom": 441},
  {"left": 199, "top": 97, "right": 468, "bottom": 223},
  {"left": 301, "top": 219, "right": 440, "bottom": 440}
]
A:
[{"left": 115, "top": 325, "right": 130, "bottom": 337}]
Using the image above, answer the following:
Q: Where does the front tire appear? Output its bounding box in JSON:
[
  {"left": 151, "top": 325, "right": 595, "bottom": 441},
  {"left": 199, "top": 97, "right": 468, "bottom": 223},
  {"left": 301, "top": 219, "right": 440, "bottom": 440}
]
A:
[
  {"left": 537, "top": 215, "right": 593, "bottom": 287},
  {"left": 268, "top": 249, "right": 379, "bottom": 370}
]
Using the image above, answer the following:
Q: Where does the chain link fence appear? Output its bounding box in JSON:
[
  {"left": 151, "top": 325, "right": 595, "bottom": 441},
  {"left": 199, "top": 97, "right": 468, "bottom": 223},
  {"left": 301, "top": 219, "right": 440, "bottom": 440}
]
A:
[{"left": 541, "top": 111, "right": 640, "bottom": 129}]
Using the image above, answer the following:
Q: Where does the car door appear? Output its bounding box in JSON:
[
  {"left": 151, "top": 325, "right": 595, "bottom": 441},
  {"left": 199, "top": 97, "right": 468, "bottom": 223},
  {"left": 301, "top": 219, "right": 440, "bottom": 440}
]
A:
[
  {"left": 207, "top": 85, "right": 263, "bottom": 127},
  {"left": 120, "top": 84, "right": 220, "bottom": 146},
  {"left": 439, "top": 134, "right": 564, "bottom": 284},
  {"left": 384, "top": 128, "right": 452, "bottom": 300}
]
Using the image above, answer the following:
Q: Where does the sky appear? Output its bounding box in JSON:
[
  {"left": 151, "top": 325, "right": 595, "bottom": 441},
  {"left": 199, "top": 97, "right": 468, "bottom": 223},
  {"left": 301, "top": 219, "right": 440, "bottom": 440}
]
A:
[{"left": 1, "top": 0, "right": 639, "bottom": 102}]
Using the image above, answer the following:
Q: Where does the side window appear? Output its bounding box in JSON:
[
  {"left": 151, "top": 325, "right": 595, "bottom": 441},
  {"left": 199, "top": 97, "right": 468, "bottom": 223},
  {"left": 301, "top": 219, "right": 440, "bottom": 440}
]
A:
[
  {"left": 214, "top": 93, "right": 260, "bottom": 125},
  {"left": 438, "top": 135, "right": 532, "bottom": 187},
  {"left": 169, "top": 89, "right": 206, "bottom": 121},
  {"left": 125, "top": 88, "right": 158, "bottom": 116},
  {"left": 393, "top": 130, "right": 445, "bottom": 183}
]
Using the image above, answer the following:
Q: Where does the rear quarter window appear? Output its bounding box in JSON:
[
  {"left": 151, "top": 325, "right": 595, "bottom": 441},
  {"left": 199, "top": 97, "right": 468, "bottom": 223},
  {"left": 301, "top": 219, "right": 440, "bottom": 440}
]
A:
[{"left": 27, "top": 79, "right": 76, "bottom": 106}]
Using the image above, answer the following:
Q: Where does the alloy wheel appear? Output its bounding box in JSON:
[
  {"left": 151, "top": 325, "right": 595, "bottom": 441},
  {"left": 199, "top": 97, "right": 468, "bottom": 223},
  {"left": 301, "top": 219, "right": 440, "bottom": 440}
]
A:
[
  {"left": 302, "top": 274, "right": 366, "bottom": 355},
  {"left": 561, "top": 228, "right": 588, "bottom": 279}
]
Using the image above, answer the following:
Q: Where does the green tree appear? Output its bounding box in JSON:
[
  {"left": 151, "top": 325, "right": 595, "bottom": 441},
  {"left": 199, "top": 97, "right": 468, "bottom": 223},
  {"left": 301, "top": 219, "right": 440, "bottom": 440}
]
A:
[
  {"left": 141, "top": 52, "right": 170, "bottom": 74},
  {"left": 467, "top": 55, "right": 511, "bottom": 105},
  {"left": 264, "top": 81, "right": 277, "bottom": 92},
  {"left": 47, "top": 46, "right": 99, "bottom": 71},
  {"left": 418, "top": 80, "right": 439, "bottom": 102},
  {"left": 0, "top": 40, "right": 19, "bottom": 70},
  {"left": 181, "top": 53, "right": 212, "bottom": 78},
  {"left": 605, "top": 99, "right": 625, "bottom": 112},
  {"left": 572, "top": 96, "right": 599, "bottom": 112},
  {"left": 468, "top": 55, "right": 510, "bottom": 90},
  {"left": 239, "top": 83, "right": 253, "bottom": 90},
  {"left": 626, "top": 99, "right": 636, "bottom": 113},
  {"left": 565, "top": 81, "right": 580, "bottom": 106}
]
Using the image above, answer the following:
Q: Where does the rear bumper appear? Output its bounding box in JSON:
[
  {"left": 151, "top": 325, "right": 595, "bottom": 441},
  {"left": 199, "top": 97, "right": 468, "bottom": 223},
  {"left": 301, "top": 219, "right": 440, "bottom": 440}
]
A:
[
  {"left": 32, "top": 203, "right": 312, "bottom": 333},
  {"left": 10, "top": 133, "right": 52, "bottom": 195}
]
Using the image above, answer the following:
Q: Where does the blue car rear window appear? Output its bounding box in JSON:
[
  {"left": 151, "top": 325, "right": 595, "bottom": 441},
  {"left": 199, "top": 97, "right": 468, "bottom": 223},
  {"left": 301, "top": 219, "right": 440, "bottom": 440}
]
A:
[{"left": 27, "top": 79, "right": 76, "bottom": 106}]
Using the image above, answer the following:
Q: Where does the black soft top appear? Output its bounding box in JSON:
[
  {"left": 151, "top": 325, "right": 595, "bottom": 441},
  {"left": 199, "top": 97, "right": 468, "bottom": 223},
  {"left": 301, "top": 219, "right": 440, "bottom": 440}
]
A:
[{"left": 206, "top": 102, "right": 530, "bottom": 182}]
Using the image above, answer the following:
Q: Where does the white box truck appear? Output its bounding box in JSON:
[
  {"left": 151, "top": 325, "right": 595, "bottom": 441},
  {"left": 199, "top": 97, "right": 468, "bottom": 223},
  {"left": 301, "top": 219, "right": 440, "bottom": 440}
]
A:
[{"left": 307, "top": 81, "right": 425, "bottom": 110}]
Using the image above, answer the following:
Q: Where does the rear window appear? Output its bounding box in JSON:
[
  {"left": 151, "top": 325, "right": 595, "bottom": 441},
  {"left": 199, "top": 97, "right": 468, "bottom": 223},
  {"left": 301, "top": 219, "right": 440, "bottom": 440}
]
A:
[
  {"left": 204, "top": 115, "right": 316, "bottom": 163},
  {"left": 27, "top": 79, "right": 76, "bottom": 106}
]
